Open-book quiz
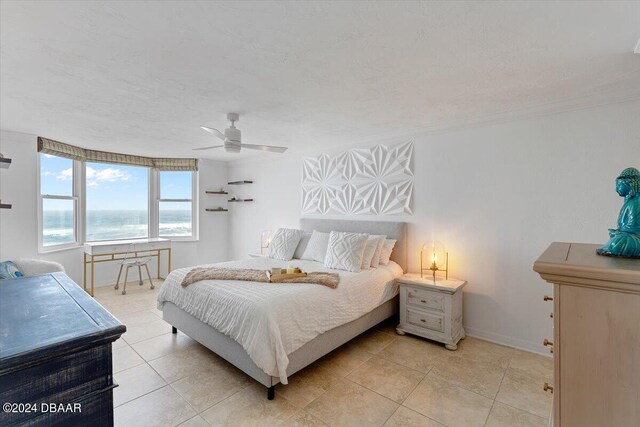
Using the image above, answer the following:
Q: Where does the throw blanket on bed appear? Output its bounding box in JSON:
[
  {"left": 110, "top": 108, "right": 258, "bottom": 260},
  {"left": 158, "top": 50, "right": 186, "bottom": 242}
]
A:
[{"left": 181, "top": 267, "right": 340, "bottom": 289}]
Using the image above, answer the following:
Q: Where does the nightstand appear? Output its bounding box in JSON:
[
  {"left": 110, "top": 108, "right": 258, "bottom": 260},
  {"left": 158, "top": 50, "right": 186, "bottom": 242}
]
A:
[{"left": 396, "top": 273, "right": 467, "bottom": 350}]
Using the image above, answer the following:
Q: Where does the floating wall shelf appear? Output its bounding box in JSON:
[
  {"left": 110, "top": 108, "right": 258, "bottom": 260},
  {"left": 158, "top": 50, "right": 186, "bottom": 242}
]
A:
[
  {"left": 205, "top": 208, "right": 228, "bottom": 212},
  {"left": 227, "top": 180, "right": 253, "bottom": 185},
  {"left": 1, "top": 158, "right": 11, "bottom": 207},
  {"left": 206, "top": 191, "right": 229, "bottom": 195},
  {"left": 228, "top": 199, "right": 253, "bottom": 203}
]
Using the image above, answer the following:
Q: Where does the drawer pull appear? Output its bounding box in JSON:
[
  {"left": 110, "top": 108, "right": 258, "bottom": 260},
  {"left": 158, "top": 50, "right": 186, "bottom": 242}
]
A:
[
  {"left": 543, "top": 339, "right": 553, "bottom": 347},
  {"left": 420, "top": 319, "right": 426, "bottom": 323},
  {"left": 544, "top": 382, "right": 554, "bottom": 393},
  {"left": 550, "top": 312, "right": 553, "bottom": 319},
  {"left": 544, "top": 295, "right": 553, "bottom": 301},
  {"left": 420, "top": 299, "right": 427, "bottom": 303}
]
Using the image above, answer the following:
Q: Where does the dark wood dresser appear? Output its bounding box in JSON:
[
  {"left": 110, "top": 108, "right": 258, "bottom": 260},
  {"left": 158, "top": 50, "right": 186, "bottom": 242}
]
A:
[{"left": 0, "top": 272, "right": 125, "bottom": 426}]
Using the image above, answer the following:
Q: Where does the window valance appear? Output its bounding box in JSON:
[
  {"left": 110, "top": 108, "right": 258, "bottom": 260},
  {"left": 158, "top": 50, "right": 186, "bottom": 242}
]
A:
[{"left": 37, "top": 137, "right": 198, "bottom": 171}]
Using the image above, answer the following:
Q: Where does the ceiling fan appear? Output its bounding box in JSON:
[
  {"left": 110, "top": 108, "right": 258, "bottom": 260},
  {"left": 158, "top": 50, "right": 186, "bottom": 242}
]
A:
[{"left": 194, "top": 113, "right": 287, "bottom": 154}]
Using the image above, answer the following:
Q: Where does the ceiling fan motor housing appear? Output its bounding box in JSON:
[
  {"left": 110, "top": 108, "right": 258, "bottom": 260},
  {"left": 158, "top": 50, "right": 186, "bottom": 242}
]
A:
[
  {"left": 224, "top": 120, "right": 241, "bottom": 152},
  {"left": 224, "top": 127, "right": 241, "bottom": 143}
]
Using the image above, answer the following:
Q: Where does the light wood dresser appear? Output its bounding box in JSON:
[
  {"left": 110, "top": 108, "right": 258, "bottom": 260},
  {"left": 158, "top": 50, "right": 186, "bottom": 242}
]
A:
[
  {"left": 534, "top": 242, "right": 640, "bottom": 427},
  {"left": 395, "top": 274, "right": 467, "bottom": 350}
]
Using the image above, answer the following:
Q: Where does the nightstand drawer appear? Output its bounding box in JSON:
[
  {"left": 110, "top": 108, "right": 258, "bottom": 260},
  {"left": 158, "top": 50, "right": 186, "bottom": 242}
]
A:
[
  {"left": 406, "top": 308, "right": 444, "bottom": 333},
  {"left": 406, "top": 288, "right": 445, "bottom": 312}
]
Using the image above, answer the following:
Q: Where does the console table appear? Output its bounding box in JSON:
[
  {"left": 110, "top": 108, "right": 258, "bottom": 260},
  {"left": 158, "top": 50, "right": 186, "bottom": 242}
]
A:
[
  {"left": 0, "top": 272, "right": 125, "bottom": 426},
  {"left": 83, "top": 238, "right": 171, "bottom": 296}
]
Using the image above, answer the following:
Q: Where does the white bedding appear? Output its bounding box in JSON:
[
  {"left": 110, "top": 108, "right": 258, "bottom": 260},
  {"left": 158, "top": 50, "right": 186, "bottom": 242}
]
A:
[{"left": 157, "top": 258, "right": 402, "bottom": 384}]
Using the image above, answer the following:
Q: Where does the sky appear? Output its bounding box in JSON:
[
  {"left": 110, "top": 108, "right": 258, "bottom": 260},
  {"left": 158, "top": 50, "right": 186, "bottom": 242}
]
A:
[{"left": 40, "top": 154, "right": 192, "bottom": 210}]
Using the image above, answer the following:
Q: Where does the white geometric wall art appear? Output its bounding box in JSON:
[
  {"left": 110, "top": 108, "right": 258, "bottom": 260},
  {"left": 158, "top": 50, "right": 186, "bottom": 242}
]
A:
[{"left": 302, "top": 141, "right": 414, "bottom": 216}]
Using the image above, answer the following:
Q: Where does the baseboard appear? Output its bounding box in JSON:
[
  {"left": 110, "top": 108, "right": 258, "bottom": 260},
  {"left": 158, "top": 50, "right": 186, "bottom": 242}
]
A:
[{"left": 463, "top": 325, "right": 551, "bottom": 357}]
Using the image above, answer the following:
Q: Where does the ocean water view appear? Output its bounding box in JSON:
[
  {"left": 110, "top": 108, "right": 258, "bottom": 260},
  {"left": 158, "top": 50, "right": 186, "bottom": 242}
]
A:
[{"left": 43, "top": 209, "right": 192, "bottom": 245}]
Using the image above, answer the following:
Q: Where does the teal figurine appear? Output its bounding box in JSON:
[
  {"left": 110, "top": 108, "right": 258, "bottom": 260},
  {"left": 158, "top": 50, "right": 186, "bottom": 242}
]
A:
[{"left": 596, "top": 167, "right": 640, "bottom": 258}]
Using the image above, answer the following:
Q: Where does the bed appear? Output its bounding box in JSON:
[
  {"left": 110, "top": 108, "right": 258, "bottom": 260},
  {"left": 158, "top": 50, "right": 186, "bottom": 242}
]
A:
[{"left": 158, "top": 219, "right": 407, "bottom": 399}]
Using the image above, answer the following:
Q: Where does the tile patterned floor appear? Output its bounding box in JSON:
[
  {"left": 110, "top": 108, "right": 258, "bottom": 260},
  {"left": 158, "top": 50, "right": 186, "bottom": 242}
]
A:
[{"left": 95, "top": 282, "right": 552, "bottom": 427}]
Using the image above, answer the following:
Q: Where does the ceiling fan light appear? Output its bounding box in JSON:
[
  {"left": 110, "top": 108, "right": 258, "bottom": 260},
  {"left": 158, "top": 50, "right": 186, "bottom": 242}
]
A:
[{"left": 224, "top": 143, "right": 241, "bottom": 153}]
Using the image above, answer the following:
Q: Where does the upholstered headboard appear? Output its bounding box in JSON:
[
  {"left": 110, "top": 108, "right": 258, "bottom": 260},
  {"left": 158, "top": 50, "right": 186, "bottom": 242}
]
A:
[{"left": 299, "top": 218, "right": 408, "bottom": 272}]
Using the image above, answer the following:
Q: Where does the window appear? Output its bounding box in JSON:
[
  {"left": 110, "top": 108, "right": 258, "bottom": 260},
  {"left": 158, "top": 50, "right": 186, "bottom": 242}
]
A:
[
  {"left": 38, "top": 155, "right": 197, "bottom": 250},
  {"left": 85, "top": 163, "right": 149, "bottom": 241},
  {"left": 158, "top": 171, "right": 195, "bottom": 237},
  {"left": 39, "top": 154, "right": 79, "bottom": 248}
]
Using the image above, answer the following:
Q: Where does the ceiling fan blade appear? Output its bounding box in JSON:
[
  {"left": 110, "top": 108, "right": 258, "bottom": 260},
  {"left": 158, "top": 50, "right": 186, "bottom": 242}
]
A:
[
  {"left": 200, "top": 126, "right": 226, "bottom": 141},
  {"left": 192, "top": 145, "right": 224, "bottom": 151},
  {"left": 240, "top": 144, "right": 288, "bottom": 153}
]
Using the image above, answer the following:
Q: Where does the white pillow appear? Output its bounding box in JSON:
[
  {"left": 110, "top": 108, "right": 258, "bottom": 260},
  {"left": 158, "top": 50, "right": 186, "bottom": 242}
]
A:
[
  {"left": 293, "top": 232, "right": 312, "bottom": 259},
  {"left": 370, "top": 235, "right": 387, "bottom": 268},
  {"left": 361, "top": 235, "right": 386, "bottom": 270},
  {"left": 301, "top": 231, "right": 330, "bottom": 262},
  {"left": 379, "top": 239, "right": 397, "bottom": 265},
  {"left": 324, "top": 231, "right": 369, "bottom": 272},
  {"left": 268, "top": 228, "right": 304, "bottom": 260}
]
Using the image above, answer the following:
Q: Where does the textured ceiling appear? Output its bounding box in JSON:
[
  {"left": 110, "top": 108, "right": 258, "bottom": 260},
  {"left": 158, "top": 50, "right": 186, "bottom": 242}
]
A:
[{"left": 1, "top": 1, "right": 639, "bottom": 161}]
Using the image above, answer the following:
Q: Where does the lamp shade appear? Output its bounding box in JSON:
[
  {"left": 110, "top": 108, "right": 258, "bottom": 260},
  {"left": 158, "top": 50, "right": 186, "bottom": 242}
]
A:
[
  {"left": 422, "top": 241, "right": 446, "bottom": 270},
  {"left": 261, "top": 230, "right": 273, "bottom": 249},
  {"left": 260, "top": 230, "right": 273, "bottom": 255}
]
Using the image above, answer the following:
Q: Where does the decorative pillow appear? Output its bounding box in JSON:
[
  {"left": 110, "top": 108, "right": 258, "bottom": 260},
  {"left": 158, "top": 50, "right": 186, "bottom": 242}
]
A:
[
  {"left": 324, "top": 231, "right": 369, "bottom": 272},
  {"left": 301, "top": 231, "right": 331, "bottom": 262},
  {"left": 361, "top": 235, "right": 386, "bottom": 270},
  {"left": 293, "top": 232, "right": 312, "bottom": 259},
  {"left": 370, "top": 235, "right": 387, "bottom": 268},
  {"left": 268, "top": 228, "right": 304, "bottom": 261},
  {"left": 379, "top": 239, "right": 397, "bottom": 265},
  {"left": 0, "top": 261, "right": 24, "bottom": 279}
]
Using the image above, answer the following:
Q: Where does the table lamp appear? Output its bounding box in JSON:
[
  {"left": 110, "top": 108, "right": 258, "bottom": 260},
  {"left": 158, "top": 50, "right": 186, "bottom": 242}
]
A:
[
  {"left": 421, "top": 241, "right": 448, "bottom": 281},
  {"left": 260, "top": 230, "right": 273, "bottom": 255}
]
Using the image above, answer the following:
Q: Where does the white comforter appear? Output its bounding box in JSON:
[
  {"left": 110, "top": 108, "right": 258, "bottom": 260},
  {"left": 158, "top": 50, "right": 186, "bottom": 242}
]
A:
[{"left": 157, "top": 258, "right": 402, "bottom": 384}]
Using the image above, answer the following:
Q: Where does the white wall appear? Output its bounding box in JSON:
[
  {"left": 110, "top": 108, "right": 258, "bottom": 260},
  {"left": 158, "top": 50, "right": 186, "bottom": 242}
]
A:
[
  {"left": 2, "top": 101, "right": 638, "bottom": 353},
  {"left": 228, "top": 100, "right": 640, "bottom": 354},
  {"left": 0, "top": 130, "right": 230, "bottom": 287}
]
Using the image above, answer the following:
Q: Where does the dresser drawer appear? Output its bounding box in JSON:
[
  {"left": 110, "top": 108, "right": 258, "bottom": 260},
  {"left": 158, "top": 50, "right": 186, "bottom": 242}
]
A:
[
  {"left": 0, "top": 344, "right": 113, "bottom": 424},
  {"left": 406, "top": 288, "right": 445, "bottom": 312},
  {"left": 406, "top": 308, "right": 445, "bottom": 333}
]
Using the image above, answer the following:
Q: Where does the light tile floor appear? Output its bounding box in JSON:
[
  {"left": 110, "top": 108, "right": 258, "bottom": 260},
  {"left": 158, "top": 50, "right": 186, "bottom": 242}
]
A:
[{"left": 95, "top": 281, "right": 552, "bottom": 427}]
